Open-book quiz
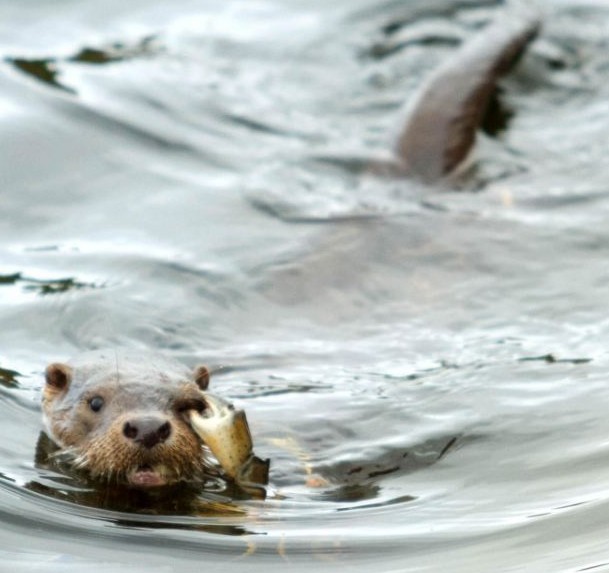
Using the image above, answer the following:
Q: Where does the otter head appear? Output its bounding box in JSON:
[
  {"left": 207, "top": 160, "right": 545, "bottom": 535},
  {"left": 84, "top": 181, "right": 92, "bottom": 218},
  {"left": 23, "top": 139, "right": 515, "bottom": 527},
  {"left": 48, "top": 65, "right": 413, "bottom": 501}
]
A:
[{"left": 42, "top": 357, "right": 212, "bottom": 488}]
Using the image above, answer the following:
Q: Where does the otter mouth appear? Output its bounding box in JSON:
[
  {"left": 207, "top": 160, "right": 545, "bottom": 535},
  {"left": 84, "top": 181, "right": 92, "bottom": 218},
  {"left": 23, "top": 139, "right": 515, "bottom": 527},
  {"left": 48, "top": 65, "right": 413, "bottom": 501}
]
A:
[{"left": 127, "top": 464, "right": 170, "bottom": 487}]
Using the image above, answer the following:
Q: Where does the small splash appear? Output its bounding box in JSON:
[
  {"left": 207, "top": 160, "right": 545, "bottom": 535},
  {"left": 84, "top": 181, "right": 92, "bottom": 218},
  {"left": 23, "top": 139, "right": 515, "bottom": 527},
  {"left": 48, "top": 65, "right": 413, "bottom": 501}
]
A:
[{"left": 244, "top": 157, "right": 425, "bottom": 222}]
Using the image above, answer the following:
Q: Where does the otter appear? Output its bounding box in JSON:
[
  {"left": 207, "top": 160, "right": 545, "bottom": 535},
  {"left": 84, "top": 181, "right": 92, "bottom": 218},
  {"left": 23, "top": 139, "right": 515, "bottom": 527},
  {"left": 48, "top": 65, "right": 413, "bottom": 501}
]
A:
[
  {"left": 42, "top": 350, "right": 214, "bottom": 488},
  {"left": 39, "top": 8, "right": 540, "bottom": 492}
]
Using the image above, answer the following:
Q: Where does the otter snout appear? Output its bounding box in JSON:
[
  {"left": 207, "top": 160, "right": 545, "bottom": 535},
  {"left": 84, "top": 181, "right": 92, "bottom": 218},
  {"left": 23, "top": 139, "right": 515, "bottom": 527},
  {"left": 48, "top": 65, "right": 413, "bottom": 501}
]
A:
[{"left": 123, "top": 415, "right": 172, "bottom": 449}]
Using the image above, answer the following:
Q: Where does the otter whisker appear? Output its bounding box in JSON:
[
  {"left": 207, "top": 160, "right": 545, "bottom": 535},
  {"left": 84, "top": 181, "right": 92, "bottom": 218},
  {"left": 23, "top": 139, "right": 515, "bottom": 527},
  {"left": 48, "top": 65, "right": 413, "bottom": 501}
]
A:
[
  {"left": 72, "top": 452, "right": 90, "bottom": 470},
  {"left": 49, "top": 446, "right": 81, "bottom": 465}
]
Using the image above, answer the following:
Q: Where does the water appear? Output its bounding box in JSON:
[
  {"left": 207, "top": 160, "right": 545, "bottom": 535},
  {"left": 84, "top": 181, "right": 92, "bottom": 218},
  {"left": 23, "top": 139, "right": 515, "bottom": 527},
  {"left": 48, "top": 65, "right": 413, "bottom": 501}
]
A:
[{"left": 2, "top": 0, "right": 609, "bottom": 570}]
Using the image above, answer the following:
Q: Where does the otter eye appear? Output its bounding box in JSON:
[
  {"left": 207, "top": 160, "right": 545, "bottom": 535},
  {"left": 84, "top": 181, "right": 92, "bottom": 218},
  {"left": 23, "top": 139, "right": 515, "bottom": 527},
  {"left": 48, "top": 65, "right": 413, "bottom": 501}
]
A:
[
  {"left": 176, "top": 398, "right": 206, "bottom": 414},
  {"left": 89, "top": 396, "right": 104, "bottom": 412}
]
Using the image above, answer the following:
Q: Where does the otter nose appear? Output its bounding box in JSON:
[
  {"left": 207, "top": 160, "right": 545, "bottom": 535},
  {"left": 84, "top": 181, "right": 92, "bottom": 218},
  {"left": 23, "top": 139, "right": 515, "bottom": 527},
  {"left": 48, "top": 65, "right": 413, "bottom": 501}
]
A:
[{"left": 123, "top": 416, "right": 172, "bottom": 449}]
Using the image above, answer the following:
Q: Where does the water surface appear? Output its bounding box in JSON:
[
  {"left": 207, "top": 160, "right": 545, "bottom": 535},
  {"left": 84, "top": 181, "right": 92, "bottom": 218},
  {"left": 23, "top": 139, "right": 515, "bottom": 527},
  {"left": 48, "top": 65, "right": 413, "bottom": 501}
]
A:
[{"left": 2, "top": 0, "right": 609, "bottom": 571}]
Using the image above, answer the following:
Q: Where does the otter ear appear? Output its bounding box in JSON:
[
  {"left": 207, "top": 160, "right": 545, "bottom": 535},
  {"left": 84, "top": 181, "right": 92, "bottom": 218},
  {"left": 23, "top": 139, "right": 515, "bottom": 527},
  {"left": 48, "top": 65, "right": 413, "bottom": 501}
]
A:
[
  {"left": 192, "top": 365, "right": 210, "bottom": 390},
  {"left": 45, "top": 363, "right": 72, "bottom": 393}
]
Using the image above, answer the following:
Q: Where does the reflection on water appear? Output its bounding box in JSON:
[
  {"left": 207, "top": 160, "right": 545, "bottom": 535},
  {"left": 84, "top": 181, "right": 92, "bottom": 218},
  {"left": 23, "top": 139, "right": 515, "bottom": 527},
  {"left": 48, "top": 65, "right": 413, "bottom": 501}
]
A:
[
  {"left": 0, "top": 367, "right": 21, "bottom": 389},
  {"left": 6, "top": 35, "right": 159, "bottom": 94},
  {"left": 2, "top": 0, "right": 609, "bottom": 571},
  {"left": 1, "top": 271, "right": 99, "bottom": 296}
]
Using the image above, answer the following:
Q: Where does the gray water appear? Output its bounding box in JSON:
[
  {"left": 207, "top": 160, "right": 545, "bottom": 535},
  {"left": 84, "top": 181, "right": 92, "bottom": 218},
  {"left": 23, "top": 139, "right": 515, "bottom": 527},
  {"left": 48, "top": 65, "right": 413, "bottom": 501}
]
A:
[{"left": 2, "top": 0, "right": 609, "bottom": 571}]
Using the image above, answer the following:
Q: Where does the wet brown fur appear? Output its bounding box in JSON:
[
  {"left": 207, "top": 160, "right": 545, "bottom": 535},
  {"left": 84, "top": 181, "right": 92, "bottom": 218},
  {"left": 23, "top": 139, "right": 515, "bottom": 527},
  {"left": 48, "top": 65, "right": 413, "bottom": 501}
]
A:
[
  {"left": 396, "top": 8, "right": 540, "bottom": 181},
  {"left": 79, "top": 412, "right": 206, "bottom": 483}
]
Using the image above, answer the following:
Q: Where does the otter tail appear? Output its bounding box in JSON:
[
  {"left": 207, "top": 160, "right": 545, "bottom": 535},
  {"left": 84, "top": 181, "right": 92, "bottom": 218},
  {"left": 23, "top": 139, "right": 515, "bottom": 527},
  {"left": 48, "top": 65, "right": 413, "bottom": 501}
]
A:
[{"left": 396, "top": 7, "right": 540, "bottom": 182}]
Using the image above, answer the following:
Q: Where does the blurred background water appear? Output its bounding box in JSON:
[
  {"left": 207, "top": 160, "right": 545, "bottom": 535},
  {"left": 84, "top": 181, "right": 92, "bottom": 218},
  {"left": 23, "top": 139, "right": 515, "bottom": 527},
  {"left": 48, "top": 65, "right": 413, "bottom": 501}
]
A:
[{"left": 2, "top": 0, "right": 609, "bottom": 571}]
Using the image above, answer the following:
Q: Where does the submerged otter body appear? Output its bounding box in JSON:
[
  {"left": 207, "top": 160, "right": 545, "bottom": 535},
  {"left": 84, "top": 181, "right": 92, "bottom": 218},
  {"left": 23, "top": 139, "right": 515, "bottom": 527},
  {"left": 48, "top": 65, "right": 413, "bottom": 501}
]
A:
[{"left": 42, "top": 350, "right": 211, "bottom": 487}]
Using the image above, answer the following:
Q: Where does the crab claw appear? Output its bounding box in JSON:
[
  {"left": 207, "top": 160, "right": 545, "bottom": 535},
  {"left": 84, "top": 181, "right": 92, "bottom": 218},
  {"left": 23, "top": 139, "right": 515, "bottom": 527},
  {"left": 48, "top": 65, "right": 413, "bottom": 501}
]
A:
[{"left": 188, "top": 393, "right": 269, "bottom": 493}]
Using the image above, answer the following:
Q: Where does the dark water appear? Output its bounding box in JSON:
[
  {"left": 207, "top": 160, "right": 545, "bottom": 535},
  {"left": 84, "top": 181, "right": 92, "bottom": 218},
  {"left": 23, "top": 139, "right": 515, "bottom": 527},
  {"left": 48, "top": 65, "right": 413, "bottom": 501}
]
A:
[{"left": 3, "top": 0, "right": 609, "bottom": 570}]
